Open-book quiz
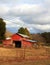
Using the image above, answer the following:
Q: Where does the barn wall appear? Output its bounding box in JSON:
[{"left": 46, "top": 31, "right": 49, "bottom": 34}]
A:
[
  {"left": 3, "top": 39, "right": 12, "bottom": 47},
  {"left": 22, "top": 40, "right": 32, "bottom": 48},
  {"left": 3, "top": 40, "right": 12, "bottom": 44}
]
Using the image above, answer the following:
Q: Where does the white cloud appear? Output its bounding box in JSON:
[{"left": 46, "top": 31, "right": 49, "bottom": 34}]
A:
[
  {"left": 33, "top": 15, "right": 50, "bottom": 24},
  {"left": 0, "top": 4, "right": 9, "bottom": 16},
  {"left": 9, "top": 4, "right": 44, "bottom": 16}
]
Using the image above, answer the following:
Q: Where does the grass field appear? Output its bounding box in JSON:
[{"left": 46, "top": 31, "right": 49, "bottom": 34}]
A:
[{"left": 0, "top": 47, "right": 50, "bottom": 65}]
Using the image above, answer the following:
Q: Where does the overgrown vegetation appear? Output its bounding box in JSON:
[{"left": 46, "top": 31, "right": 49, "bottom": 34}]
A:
[{"left": 0, "top": 48, "right": 50, "bottom": 65}]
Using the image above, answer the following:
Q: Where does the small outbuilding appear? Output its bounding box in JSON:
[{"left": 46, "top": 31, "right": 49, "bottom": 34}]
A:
[{"left": 3, "top": 37, "right": 12, "bottom": 47}]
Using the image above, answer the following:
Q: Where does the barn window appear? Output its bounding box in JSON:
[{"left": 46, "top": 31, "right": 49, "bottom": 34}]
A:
[{"left": 13, "top": 41, "right": 21, "bottom": 48}]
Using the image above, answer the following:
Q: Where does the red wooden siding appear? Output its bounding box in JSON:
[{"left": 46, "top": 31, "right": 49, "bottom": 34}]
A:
[
  {"left": 12, "top": 34, "right": 22, "bottom": 41},
  {"left": 22, "top": 40, "right": 32, "bottom": 48}
]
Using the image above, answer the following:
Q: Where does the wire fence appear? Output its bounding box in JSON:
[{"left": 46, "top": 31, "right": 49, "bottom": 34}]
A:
[
  {"left": 0, "top": 47, "right": 50, "bottom": 60},
  {"left": 11, "top": 47, "right": 50, "bottom": 60}
]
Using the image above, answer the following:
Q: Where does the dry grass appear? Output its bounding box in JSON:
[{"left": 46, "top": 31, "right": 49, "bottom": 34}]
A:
[
  {"left": 0, "top": 47, "right": 50, "bottom": 65},
  {"left": 0, "top": 60, "right": 50, "bottom": 65}
]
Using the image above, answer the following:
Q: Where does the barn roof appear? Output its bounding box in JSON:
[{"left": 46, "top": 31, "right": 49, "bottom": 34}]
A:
[
  {"left": 16, "top": 33, "right": 29, "bottom": 38},
  {"left": 25, "top": 40, "right": 37, "bottom": 42},
  {"left": 6, "top": 37, "right": 11, "bottom": 40}
]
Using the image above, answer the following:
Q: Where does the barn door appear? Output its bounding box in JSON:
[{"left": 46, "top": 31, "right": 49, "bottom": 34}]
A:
[{"left": 14, "top": 41, "right": 21, "bottom": 48}]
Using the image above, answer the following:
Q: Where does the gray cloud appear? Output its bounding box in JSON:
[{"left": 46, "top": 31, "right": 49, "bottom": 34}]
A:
[
  {"left": 7, "top": 4, "right": 49, "bottom": 25},
  {"left": 0, "top": 0, "right": 50, "bottom": 33}
]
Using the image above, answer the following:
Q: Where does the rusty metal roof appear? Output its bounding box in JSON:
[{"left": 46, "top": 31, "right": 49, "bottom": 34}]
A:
[
  {"left": 17, "top": 33, "right": 29, "bottom": 38},
  {"left": 26, "top": 40, "right": 37, "bottom": 42}
]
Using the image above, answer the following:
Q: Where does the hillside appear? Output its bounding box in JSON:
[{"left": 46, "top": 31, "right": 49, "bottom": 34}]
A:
[
  {"left": 5, "top": 30, "right": 13, "bottom": 37},
  {"left": 31, "top": 34, "right": 46, "bottom": 43}
]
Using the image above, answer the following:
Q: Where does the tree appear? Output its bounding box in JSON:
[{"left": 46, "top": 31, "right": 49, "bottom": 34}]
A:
[
  {"left": 41, "top": 32, "right": 50, "bottom": 46},
  {"left": 24, "top": 28, "right": 32, "bottom": 39},
  {"left": 18, "top": 27, "right": 26, "bottom": 35},
  {"left": 0, "top": 18, "right": 6, "bottom": 40},
  {"left": 18, "top": 27, "right": 32, "bottom": 39}
]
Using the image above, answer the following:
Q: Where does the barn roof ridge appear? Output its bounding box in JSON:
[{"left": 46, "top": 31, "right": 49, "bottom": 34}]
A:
[{"left": 16, "top": 33, "right": 29, "bottom": 38}]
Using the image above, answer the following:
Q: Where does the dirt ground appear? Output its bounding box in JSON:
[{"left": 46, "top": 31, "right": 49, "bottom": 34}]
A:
[{"left": 0, "top": 47, "right": 50, "bottom": 65}]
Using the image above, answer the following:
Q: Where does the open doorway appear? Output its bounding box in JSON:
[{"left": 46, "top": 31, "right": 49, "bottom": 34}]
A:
[{"left": 13, "top": 41, "right": 21, "bottom": 48}]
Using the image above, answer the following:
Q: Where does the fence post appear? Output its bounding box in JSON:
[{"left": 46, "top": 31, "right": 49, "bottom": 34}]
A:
[{"left": 23, "top": 47, "right": 26, "bottom": 60}]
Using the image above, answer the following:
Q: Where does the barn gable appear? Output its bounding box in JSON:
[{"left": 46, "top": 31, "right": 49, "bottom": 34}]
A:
[{"left": 12, "top": 33, "right": 29, "bottom": 41}]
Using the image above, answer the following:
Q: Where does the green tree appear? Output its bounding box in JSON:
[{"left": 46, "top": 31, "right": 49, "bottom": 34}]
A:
[
  {"left": 24, "top": 28, "right": 32, "bottom": 39},
  {"left": 0, "top": 18, "right": 6, "bottom": 40},
  {"left": 18, "top": 27, "right": 25, "bottom": 35},
  {"left": 18, "top": 27, "right": 32, "bottom": 39}
]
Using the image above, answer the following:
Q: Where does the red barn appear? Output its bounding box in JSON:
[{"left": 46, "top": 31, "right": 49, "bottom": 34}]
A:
[
  {"left": 3, "top": 33, "right": 37, "bottom": 48},
  {"left": 11, "top": 33, "right": 37, "bottom": 48}
]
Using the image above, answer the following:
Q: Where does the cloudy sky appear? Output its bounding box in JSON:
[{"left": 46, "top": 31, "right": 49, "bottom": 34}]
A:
[{"left": 0, "top": 0, "right": 49, "bottom": 33}]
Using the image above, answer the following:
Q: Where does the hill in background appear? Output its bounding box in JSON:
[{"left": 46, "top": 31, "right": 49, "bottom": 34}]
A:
[
  {"left": 5, "top": 30, "right": 13, "bottom": 38},
  {"left": 31, "top": 34, "right": 46, "bottom": 43}
]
